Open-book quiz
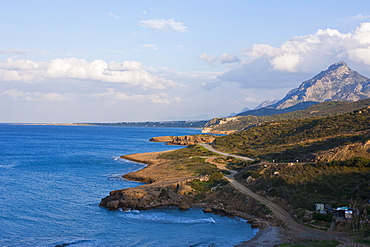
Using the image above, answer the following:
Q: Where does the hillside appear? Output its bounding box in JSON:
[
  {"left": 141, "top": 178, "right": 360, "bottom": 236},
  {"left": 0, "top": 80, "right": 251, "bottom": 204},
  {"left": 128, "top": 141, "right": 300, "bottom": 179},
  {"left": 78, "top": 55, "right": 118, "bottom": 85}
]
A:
[
  {"left": 237, "top": 101, "right": 318, "bottom": 117},
  {"left": 202, "top": 98, "right": 370, "bottom": 134},
  {"left": 210, "top": 107, "right": 370, "bottom": 233},
  {"left": 235, "top": 156, "right": 370, "bottom": 232},
  {"left": 212, "top": 106, "right": 370, "bottom": 162}
]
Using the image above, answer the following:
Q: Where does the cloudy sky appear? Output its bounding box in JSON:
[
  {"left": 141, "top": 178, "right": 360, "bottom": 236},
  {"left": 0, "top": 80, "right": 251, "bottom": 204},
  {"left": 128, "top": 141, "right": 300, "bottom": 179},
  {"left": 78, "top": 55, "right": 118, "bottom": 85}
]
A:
[{"left": 2, "top": 0, "right": 370, "bottom": 123}]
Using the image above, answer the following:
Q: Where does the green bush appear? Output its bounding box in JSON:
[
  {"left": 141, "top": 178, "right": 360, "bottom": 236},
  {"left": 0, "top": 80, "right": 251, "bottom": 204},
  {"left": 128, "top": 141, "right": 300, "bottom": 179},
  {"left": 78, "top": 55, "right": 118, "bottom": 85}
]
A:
[
  {"left": 276, "top": 240, "right": 340, "bottom": 247},
  {"left": 194, "top": 193, "right": 206, "bottom": 201},
  {"left": 344, "top": 157, "right": 370, "bottom": 167},
  {"left": 209, "top": 172, "right": 224, "bottom": 182},
  {"left": 242, "top": 171, "right": 261, "bottom": 179},
  {"left": 312, "top": 212, "right": 333, "bottom": 222},
  {"left": 160, "top": 188, "right": 168, "bottom": 198}
]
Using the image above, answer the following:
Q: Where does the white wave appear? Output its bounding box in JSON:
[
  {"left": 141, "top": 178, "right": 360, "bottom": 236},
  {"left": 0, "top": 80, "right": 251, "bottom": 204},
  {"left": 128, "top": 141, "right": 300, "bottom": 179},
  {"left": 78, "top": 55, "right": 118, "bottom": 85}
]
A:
[
  {"left": 124, "top": 212, "right": 216, "bottom": 224},
  {"left": 0, "top": 164, "right": 17, "bottom": 169},
  {"left": 122, "top": 209, "right": 140, "bottom": 213},
  {"left": 113, "top": 156, "right": 121, "bottom": 161},
  {"left": 107, "top": 174, "right": 125, "bottom": 181}
]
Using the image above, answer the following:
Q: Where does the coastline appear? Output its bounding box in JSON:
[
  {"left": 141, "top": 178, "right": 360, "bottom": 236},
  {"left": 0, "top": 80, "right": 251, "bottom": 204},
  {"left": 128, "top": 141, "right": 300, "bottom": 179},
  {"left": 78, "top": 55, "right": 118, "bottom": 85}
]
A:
[
  {"left": 117, "top": 150, "right": 288, "bottom": 246},
  {"left": 105, "top": 145, "right": 351, "bottom": 246}
]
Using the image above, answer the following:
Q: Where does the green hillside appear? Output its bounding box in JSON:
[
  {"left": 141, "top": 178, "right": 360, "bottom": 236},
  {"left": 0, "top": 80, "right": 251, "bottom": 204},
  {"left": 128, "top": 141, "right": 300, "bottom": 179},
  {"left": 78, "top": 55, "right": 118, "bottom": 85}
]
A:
[
  {"left": 204, "top": 98, "right": 370, "bottom": 133},
  {"left": 213, "top": 106, "right": 370, "bottom": 162},
  {"left": 212, "top": 107, "right": 370, "bottom": 233},
  {"left": 236, "top": 101, "right": 318, "bottom": 116}
]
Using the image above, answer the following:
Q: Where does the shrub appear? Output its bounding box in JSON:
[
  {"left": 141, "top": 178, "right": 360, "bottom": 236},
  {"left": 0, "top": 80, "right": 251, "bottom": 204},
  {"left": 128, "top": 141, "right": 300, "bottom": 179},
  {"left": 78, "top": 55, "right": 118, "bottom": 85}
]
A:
[
  {"left": 242, "top": 171, "right": 261, "bottom": 179},
  {"left": 209, "top": 172, "right": 224, "bottom": 182},
  {"left": 160, "top": 188, "right": 168, "bottom": 198},
  {"left": 312, "top": 212, "right": 333, "bottom": 222},
  {"left": 194, "top": 193, "right": 206, "bottom": 201},
  {"left": 344, "top": 157, "right": 370, "bottom": 167}
]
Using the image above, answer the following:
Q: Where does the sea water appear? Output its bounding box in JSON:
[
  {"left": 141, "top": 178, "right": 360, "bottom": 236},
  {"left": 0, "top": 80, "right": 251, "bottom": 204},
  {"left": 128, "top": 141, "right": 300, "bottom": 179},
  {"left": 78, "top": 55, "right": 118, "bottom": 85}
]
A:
[{"left": 0, "top": 124, "right": 257, "bottom": 247}]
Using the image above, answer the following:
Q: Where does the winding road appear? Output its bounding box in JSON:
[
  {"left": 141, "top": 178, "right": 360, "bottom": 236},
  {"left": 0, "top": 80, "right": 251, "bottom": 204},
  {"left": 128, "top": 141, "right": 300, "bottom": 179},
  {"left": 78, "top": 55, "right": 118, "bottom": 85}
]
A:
[{"left": 199, "top": 144, "right": 350, "bottom": 242}]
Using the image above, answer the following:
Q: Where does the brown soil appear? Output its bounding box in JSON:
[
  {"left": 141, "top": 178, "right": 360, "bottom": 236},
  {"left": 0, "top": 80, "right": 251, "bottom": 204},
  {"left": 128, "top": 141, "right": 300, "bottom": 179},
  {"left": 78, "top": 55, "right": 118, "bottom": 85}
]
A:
[{"left": 120, "top": 151, "right": 193, "bottom": 184}]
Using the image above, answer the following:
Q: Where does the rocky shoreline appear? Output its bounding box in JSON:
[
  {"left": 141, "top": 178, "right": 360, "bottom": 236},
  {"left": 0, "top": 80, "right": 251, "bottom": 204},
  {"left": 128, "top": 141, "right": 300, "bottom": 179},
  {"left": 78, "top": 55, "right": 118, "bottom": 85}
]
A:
[
  {"left": 149, "top": 134, "right": 216, "bottom": 145},
  {"left": 99, "top": 149, "right": 288, "bottom": 246}
]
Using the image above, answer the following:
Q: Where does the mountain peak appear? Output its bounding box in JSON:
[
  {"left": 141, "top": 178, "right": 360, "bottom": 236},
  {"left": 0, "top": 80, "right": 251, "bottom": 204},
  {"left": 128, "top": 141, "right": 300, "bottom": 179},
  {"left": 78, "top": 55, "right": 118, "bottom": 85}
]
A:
[
  {"left": 328, "top": 61, "right": 348, "bottom": 70},
  {"left": 270, "top": 61, "right": 370, "bottom": 109},
  {"left": 325, "top": 60, "right": 351, "bottom": 75}
]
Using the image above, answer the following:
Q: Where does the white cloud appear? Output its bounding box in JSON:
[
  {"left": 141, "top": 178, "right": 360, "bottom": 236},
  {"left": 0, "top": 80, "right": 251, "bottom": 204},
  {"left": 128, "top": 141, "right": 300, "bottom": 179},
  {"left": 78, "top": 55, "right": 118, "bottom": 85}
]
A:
[
  {"left": 214, "top": 22, "right": 370, "bottom": 91},
  {"left": 352, "top": 14, "right": 370, "bottom": 20},
  {"left": 248, "top": 44, "right": 277, "bottom": 58},
  {"left": 0, "top": 57, "right": 182, "bottom": 89},
  {"left": 138, "top": 18, "right": 188, "bottom": 32},
  {"left": 270, "top": 53, "right": 301, "bottom": 72},
  {"left": 244, "top": 23, "right": 370, "bottom": 72},
  {"left": 108, "top": 61, "right": 143, "bottom": 71},
  {"left": 2, "top": 89, "right": 70, "bottom": 102},
  {"left": 219, "top": 53, "right": 241, "bottom": 64},
  {"left": 94, "top": 88, "right": 181, "bottom": 104},
  {"left": 105, "top": 12, "right": 120, "bottom": 19},
  {"left": 198, "top": 53, "right": 240, "bottom": 65},
  {"left": 198, "top": 53, "right": 218, "bottom": 64},
  {"left": 0, "top": 58, "right": 47, "bottom": 82},
  {"left": 142, "top": 44, "right": 159, "bottom": 50},
  {"left": 0, "top": 49, "right": 27, "bottom": 54}
]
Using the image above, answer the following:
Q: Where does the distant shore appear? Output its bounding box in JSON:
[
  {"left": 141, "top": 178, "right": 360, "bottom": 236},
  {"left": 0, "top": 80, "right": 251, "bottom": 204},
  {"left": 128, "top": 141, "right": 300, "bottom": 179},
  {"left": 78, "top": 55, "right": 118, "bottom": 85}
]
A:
[{"left": 11, "top": 123, "right": 95, "bottom": 126}]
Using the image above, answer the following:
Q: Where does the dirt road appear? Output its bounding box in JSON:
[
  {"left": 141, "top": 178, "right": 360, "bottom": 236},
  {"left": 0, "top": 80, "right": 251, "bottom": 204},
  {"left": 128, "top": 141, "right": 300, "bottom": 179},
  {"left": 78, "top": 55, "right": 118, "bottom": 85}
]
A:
[
  {"left": 200, "top": 144, "right": 254, "bottom": 161},
  {"left": 200, "top": 143, "right": 350, "bottom": 243}
]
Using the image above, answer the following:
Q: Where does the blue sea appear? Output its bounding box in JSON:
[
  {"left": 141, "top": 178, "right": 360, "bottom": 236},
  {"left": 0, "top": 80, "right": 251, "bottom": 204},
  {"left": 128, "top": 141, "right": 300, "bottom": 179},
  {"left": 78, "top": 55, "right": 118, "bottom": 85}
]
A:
[{"left": 0, "top": 124, "right": 257, "bottom": 247}]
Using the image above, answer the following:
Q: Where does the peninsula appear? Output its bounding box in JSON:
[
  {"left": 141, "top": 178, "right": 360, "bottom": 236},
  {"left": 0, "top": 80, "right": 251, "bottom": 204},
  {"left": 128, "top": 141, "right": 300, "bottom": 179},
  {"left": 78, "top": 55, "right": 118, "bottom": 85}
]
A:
[{"left": 100, "top": 108, "right": 370, "bottom": 246}]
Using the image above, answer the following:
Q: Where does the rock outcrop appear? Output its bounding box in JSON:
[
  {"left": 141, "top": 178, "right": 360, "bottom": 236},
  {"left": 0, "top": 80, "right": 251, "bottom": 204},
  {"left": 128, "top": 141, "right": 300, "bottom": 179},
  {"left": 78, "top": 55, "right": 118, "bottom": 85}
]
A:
[
  {"left": 201, "top": 117, "right": 243, "bottom": 134},
  {"left": 307, "top": 140, "right": 370, "bottom": 162},
  {"left": 150, "top": 135, "right": 216, "bottom": 145},
  {"left": 271, "top": 61, "right": 370, "bottom": 109},
  {"left": 99, "top": 180, "right": 195, "bottom": 211},
  {"left": 100, "top": 151, "right": 200, "bottom": 211}
]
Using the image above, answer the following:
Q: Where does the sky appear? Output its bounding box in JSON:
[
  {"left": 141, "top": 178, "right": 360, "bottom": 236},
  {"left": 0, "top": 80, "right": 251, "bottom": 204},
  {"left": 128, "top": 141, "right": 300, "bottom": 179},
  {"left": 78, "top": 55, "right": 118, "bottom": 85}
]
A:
[{"left": 2, "top": 0, "right": 370, "bottom": 123}]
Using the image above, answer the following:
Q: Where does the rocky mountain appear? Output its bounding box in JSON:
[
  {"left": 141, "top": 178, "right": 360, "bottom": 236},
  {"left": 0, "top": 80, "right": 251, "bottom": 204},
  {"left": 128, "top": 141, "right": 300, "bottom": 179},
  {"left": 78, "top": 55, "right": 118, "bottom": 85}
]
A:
[
  {"left": 270, "top": 61, "right": 370, "bottom": 109},
  {"left": 254, "top": 100, "right": 279, "bottom": 110},
  {"left": 203, "top": 61, "right": 370, "bottom": 133}
]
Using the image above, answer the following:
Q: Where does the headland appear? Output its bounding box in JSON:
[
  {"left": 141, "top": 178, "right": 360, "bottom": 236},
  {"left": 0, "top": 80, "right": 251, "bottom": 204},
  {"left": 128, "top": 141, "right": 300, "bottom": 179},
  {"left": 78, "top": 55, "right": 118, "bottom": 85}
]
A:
[{"left": 99, "top": 137, "right": 351, "bottom": 246}]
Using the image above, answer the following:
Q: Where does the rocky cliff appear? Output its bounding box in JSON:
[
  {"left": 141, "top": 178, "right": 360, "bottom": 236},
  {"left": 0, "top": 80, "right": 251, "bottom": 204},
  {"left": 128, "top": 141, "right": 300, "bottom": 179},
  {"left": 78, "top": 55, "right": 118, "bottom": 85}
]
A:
[
  {"left": 149, "top": 134, "right": 216, "bottom": 145},
  {"left": 271, "top": 61, "right": 370, "bottom": 109},
  {"left": 100, "top": 151, "right": 196, "bottom": 210},
  {"left": 202, "top": 117, "right": 245, "bottom": 134}
]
